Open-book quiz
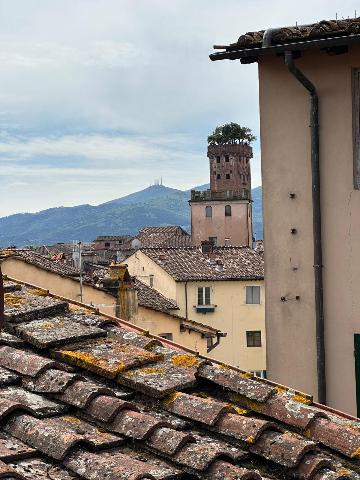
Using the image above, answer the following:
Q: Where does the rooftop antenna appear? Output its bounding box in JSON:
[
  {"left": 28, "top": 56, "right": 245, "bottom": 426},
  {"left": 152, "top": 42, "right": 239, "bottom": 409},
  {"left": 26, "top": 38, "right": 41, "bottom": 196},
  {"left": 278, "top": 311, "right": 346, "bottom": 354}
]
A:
[
  {"left": 336, "top": 12, "right": 338, "bottom": 20},
  {"left": 356, "top": 10, "right": 357, "bottom": 18},
  {"left": 160, "top": 176, "right": 163, "bottom": 186}
]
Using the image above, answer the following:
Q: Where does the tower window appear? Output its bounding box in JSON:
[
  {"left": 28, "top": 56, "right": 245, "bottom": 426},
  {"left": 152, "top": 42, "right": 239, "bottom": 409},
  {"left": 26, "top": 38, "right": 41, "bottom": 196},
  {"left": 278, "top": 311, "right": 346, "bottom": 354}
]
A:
[
  {"left": 226, "top": 174, "right": 230, "bottom": 179},
  {"left": 246, "top": 331, "right": 262, "bottom": 347},
  {"left": 225, "top": 155, "right": 229, "bottom": 162},
  {"left": 205, "top": 206, "right": 212, "bottom": 217},
  {"left": 216, "top": 156, "right": 220, "bottom": 163},
  {"left": 216, "top": 174, "right": 221, "bottom": 179},
  {"left": 225, "top": 205, "right": 232, "bottom": 216}
]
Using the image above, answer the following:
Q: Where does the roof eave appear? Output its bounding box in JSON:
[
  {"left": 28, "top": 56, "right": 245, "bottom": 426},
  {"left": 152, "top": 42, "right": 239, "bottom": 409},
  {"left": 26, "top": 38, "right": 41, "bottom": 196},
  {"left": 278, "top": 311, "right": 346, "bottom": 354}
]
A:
[{"left": 210, "top": 33, "right": 360, "bottom": 62}]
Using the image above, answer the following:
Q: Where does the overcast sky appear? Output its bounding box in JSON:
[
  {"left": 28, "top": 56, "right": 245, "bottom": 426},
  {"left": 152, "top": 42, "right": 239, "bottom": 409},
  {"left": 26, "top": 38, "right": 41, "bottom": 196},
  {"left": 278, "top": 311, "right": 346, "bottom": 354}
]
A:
[{"left": 0, "top": 0, "right": 358, "bottom": 216}]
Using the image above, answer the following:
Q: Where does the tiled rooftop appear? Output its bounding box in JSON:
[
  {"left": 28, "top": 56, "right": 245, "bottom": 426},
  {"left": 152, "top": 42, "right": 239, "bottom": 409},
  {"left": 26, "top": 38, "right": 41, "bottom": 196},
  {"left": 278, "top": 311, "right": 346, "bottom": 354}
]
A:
[
  {"left": 135, "top": 278, "right": 179, "bottom": 313},
  {"left": 0, "top": 250, "right": 79, "bottom": 278},
  {"left": 211, "top": 18, "right": 360, "bottom": 60},
  {"left": 138, "top": 226, "right": 191, "bottom": 248},
  {"left": 0, "top": 277, "right": 359, "bottom": 479},
  {"left": 140, "top": 246, "right": 264, "bottom": 281}
]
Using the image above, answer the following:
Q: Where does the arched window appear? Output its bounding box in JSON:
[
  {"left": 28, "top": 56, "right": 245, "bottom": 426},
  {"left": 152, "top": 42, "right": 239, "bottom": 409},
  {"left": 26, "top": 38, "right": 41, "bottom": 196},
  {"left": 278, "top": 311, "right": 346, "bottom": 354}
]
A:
[
  {"left": 205, "top": 206, "right": 212, "bottom": 218},
  {"left": 225, "top": 205, "right": 232, "bottom": 217}
]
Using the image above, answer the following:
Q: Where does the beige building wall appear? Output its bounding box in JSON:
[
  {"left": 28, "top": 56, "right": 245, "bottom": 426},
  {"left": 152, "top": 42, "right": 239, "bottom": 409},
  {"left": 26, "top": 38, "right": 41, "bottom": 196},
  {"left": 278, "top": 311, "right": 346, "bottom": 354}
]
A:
[
  {"left": 258, "top": 46, "right": 360, "bottom": 414},
  {"left": 190, "top": 201, "right": 252, "bottom": 246},
  {"left": 1, "top": 257, "right": 209, "bottom": 353},
  {"left": 126, "top": 252, "right": 266, "bottom": 371}
]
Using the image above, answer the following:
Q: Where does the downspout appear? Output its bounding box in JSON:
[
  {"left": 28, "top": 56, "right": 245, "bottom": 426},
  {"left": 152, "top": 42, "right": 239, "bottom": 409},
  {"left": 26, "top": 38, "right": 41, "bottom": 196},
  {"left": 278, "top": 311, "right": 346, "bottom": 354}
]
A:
[
  {"left": 184, "top": 281, "right": 189, "bottom": 320},
  {"left": 283, "top": 51, "right": 326, "bottom": 405},
  {"left": 0, "top": 265, "right": 4, "bottom": 332}
]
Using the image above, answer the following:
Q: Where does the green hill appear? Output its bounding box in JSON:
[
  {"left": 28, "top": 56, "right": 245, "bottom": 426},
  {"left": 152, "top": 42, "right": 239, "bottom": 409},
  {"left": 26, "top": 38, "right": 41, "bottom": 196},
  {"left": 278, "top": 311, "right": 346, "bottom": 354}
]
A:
[{"left": 0, "top": 185, "right": 263, "bottom": 246}]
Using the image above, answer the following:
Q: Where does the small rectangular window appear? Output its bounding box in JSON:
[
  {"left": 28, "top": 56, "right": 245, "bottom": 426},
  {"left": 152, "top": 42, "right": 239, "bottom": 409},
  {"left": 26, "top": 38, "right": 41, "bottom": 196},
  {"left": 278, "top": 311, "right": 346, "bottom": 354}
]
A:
[
  {"left": 247, "top": 331, "right": 261, "bottom": 347},
  {"left": 225, "top": 155, "right": 229, "bottom": 162},
  {"left": 198, "top": 287, "right": 211, "bottom": 306},
  {"left": 216, "top": 174, "right": 221, "bottom": 179},
  {"left": 149, "top": 275, "right": 154, "bottom": 287},
  {"left": 104, "top": 242, "right": 110, "bottom": 247},
  {"left": 216, "top": 156, "right": 220, "bottom": 163},
  {"left": 159, "top": 333, "right": 173, "bottom": 341},
  {"left": 208, "top": 236, "right": 217, "bottom": 245},
  {"left": 226, "top": 174, "right": 230, "bottom": 179},
  {"left": 246, "top": 286, "right": 260, "bottom": 304}
]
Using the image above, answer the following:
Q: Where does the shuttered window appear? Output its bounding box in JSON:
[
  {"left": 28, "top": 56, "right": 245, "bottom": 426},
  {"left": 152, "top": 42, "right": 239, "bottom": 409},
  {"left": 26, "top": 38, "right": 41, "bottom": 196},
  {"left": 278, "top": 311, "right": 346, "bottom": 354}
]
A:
[
  {"left": 246, "top": 286, "right": 260, "bottom": 304},
  {"left": 198, "top": 287, "right": 211, "bottom": 305},
  {"left": 246, "top": 331, "right": 262, "bottom": 347}
]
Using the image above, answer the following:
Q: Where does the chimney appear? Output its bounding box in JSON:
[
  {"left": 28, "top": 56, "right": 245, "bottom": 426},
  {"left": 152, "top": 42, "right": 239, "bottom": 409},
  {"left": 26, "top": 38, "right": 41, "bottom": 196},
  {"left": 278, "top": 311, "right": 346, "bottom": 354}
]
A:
[
  {"left": 215, "top": 259, "right": 224, "bottom": 272},
  {"left": 201, "top": 240, "right": 214, "bottom": 254},
  {"left": 255, "top": 240, "right": 264, "bottom": 256},
  {"left": 109, "top": 263, "right": 138, "bottom": 321}
]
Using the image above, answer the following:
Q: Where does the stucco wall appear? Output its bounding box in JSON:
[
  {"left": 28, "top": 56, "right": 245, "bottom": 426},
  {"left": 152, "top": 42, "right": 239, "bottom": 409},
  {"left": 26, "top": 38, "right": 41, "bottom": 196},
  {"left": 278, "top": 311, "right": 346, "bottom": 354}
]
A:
[
  {"left": 259, "top": 45, "right": 360, "bottom": 414},
  {"left": 190, "top": 201, "right": 251, "bottom": 246},
  {"left": 135, "top": 307, "right": 208, "bottom": 355}
]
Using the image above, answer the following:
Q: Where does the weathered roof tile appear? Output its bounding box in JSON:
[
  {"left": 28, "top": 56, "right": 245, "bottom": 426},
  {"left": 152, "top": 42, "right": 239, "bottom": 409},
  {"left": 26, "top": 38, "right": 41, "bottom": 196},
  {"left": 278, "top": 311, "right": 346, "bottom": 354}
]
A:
[
  {"left": 215, "top": 413, "right": 279, "bottom": 444},
  {"left": 57, "top": 379, "right": 115, "bottom": 408},
  {"left": 16, "top": 316, "right": 106, "bottom": 349},
  {"left": 295, "top": 453, "right": 333, "bottom": 480},
  {"left": 0, "top": 387, "right": 67, "bottom": 417},
  {"left": 87, "top": 395, "right": 138, "bottom": 422},
  {"left": 0, "top": 346, "right": 57, "bottom": 377},
  {"left": 8, "top": 458, "right": 77, "bottom": 480},
  {"left": 0, "top": 459, "right": 25, "bottom": 479},
  {"left": 308, "top": 417, "right": 360, "bottom": 458},
  {"left": 53, "top": 337, "right": 163, "bottom": 379},
  {"left": 249, "top": 430, "right": 317, "bottom": 468},
  {"left": 164, "top": 392, "right": 232, "bottom": 426},
  {"left": 5, "top": 414, "right": 123, "bottom": 460},
  {"left": 110, "top": 409, "right": 170, "bottom": 440},
  {"left": 204, "top": 461, "right": 262, "bottom": 480},
  {"left": 146, "top": 427, "right": 194, "bottom": 456},
  {"left": 22, "top": 369, "right": 82, "bottom": 394},
  {"left": 198, "top": 364, "right": 275, "bottom": 402},
  {"left": 0, "top": 432, "right": 35, "bottom": 462},
  {"left": 173, "top": 436, "right": 246, "bottom": 471},
  {"left": 0, "top": 367, "right": 20, "bottom": 387}
]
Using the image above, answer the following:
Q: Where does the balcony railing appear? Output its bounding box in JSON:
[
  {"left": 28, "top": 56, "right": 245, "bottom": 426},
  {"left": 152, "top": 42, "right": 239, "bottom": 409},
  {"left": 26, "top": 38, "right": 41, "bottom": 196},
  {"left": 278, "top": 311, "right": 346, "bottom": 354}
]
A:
[{"left": 190, "top": 189, "right": 250, "bottom": 202}]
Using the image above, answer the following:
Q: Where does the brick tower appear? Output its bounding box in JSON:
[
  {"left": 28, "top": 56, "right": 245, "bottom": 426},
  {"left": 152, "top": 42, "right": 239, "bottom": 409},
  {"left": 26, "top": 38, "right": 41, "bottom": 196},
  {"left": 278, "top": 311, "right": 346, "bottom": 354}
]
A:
[{"left": 190, "top": 143, "right": 253, "bottom": 246}]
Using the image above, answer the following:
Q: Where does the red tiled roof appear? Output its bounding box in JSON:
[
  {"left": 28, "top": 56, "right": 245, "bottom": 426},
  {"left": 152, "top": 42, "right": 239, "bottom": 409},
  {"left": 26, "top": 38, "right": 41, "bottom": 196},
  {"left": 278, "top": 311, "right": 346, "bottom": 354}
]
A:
[
  {"left": 0, "top": 277, "right": 359, "bottom": 479},
  {"left": 138, "top": 226, "right": 191, "bottom": 248},
  {"left": 0, "top": 250, "right": 79, "bottom": 278},
  {"left": 140, "top": 246, "right": 264, "bottom": 281}
]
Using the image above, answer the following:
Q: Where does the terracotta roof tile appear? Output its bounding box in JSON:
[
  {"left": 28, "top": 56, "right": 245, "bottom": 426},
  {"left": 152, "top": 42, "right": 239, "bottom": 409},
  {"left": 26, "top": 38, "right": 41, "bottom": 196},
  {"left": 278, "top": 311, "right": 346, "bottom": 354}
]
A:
[
  {"left": 173, "top": 436, "right": 246, "bottom": 471},
  {"left": 204, "top": 461, "right": 262, "bottom": 480},
  {"left": 0, "top": 459, "right": 24, "bottom": 479},
  {"left": 15, "top": 316, "right": 106, "bottom": 349},
  {"left": 0, "top": 346, "right": 57, "bottom": 377},
  {"left": 5, "top": 414, "right": 123, "bottom": 461},
  {"left": 0, "top": 367, "right": 20, "bottom": 387},
  {"left": 249, "top": 430, "right": 317, "bottom": 468},
  {"left": 140, "top": 246, "right": 264, "bottom": 281},
  {"left": 53, "top": 337, "right": 163, "bottom": 379},
  {"left": 0, "top": 387, "right": 67, "bottom": 417},
  {"left": 307, "top": 417, "right": 360, "bottom": 457},
  {"left": 22, "top": 369, "right": 82, "bottom": 394},
  {"left": 165, "top": 392, "right": 232, "bottom": 426},
  {"left": 138, "top": 226, "right": 191, "bottom": 248},
  {"left": 57, "top": 379, "right": 115, "bottom": 408},
  {"left": 214, "top": 413, "right": 279, "bottom": 444},
  {"left": 0, "top": 433, "right": 35, "bottom": 462},
  {"left": 0, "top": 278, "right": 359, "bottom": 479},
  {"left": 8, "top": 458, "right": 78, "bottom": 480},
  {"left": 198, "top": 363, "right": 275, "bottom": 402},
  {"left": 87, "top": 395, "right": 138, "bottom": 422},
  {"left": 146, "top": 427, "right": 194, "bottom": 456}
]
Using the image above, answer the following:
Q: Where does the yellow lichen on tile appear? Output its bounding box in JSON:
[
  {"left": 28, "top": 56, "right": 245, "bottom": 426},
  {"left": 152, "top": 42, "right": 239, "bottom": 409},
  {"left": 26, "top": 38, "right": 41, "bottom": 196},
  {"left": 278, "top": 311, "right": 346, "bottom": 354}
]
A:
[
  {"left": 28, "top": 288, "right": 48, "bottom": 296},
  {"left": 245, "top": 435, "right": 255, "bottom": 444},
  {"left": 126, "top": 366, "right": 166, "bottom": 376},
  {"left": 171, "top": 354, "right": 199, "bottom": 368},
  {"left": 292, "top": 393, "right": 312, "bottom": 405},
  {"left": 351, "top": 446, "right": 360, "bottom": 458},
  {"left": 240, "top": 372, "right": 254, "bottom": 379},
  {"left": 275, "top": 385, "right": 287, "bottom": 395},
  {"left": 4, "top": 293, "right": 25, "bottom": 306},
  {"left": 163, "top": 391, "right": 182, "bottom": 407},
  {"left": 232, "top": 405, "right": 249, "bottom": 415},
  {"left": 58, "top": 349, "right": 126, "bottom": 375},
  {"left": 63, "top": 416, "right": 82, "bottom": 424}
]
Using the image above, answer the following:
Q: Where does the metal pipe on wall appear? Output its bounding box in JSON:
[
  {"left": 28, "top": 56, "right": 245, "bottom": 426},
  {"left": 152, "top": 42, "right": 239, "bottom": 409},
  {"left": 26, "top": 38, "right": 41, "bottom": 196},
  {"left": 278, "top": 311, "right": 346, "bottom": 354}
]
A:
[{"left": 284, "top": 50, "right": 326, "bottom": 405}]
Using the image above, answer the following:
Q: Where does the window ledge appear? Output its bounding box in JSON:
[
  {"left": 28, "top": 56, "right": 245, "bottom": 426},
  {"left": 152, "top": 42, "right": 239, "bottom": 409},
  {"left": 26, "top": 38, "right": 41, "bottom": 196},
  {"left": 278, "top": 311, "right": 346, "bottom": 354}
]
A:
[{"left": 195, "top": 305, "right": 216, "bottom": 313}]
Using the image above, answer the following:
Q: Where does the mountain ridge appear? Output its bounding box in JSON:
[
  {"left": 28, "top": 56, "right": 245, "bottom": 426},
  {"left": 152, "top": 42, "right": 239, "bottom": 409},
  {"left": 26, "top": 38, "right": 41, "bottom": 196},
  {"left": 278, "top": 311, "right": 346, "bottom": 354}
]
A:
[{"left": 0, "top": 184, "right": 263, "bottom": 246}]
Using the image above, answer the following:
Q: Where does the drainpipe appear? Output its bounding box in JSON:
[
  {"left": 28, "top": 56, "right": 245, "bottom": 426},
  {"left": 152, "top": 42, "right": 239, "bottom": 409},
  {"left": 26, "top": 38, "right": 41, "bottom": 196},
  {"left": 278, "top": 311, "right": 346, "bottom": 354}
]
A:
[
  {"left": 284, "top": 50, "right": 326, "bottom": 405},
  {"left": 184, "top": 281, "right": 189, "bottom": 320}
]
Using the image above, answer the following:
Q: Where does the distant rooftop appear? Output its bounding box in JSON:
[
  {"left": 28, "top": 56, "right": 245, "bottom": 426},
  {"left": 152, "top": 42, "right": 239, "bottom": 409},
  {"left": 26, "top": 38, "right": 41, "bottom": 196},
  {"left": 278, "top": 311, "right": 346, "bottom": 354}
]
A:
[
  {"left": 139, "top": 246, "right": 264, "bottom": 281},
  {"left": 138, "top": 226, "right": 191, "bottom": 248}
]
